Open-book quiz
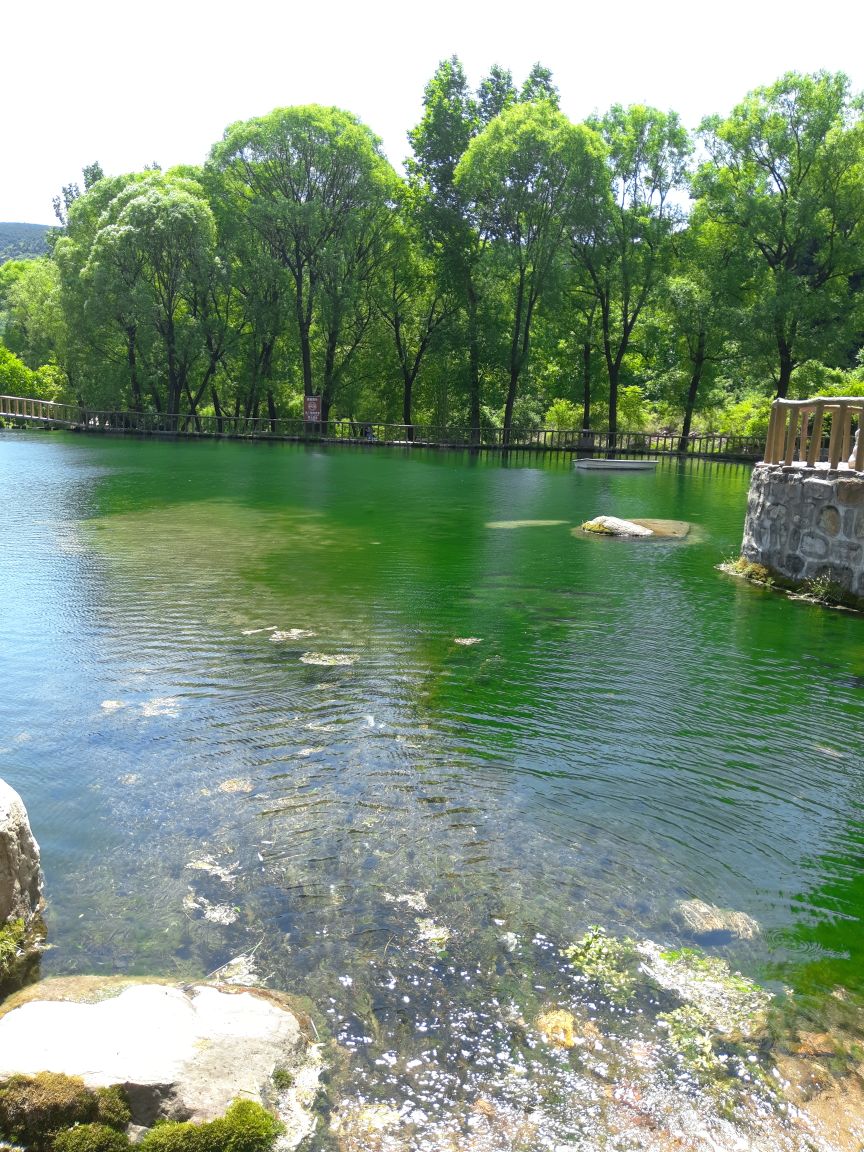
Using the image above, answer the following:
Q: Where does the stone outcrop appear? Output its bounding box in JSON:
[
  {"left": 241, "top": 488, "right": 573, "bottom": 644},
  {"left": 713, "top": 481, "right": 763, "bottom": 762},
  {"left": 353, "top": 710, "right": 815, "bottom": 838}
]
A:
[
  {"left": 0, "top": 778, "right": 42, "bottom": 926},
  {"left": 0, "top": 978, "right": 322, "bottom": 1146},
  {"left": 742, "top": 463, "right": 864, "bottom": 599}
]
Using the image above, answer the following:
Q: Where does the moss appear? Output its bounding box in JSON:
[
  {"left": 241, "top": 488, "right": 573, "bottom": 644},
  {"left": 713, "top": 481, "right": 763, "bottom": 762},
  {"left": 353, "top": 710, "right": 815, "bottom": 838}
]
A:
[
  {"left": 0, "top": 920, "right": 27, "bottom": 980},
  {"left": 579, "top": 519, "right": 615, "bottom": 535},
  {"left": 93, "top": 1089, "right": 131, "bottom": 1133},
  {"left": 563, "top": 926, "right": 639, "bottom": 1004},
  {"left": 270, "top": 1067, "right": 293, "bottom": 1092},
  {"left": 138, "top": 1101, "right": 282, "bottom": 1152},
  {"left": 0, "top": 1074, "right": 99, "bottom": 1151},
  {"left": 720, "top": 556, "right": 864, "bottom": 613},
  {"left": 53, "top": 1124, "right": 130, "bottom": 1152}
]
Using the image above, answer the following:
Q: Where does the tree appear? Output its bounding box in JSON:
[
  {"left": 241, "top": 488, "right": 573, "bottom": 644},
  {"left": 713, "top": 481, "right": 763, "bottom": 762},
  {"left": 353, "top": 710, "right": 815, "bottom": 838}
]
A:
[
  {"left": 77, "top": 172, "right": 219, "bottom": 418},
  {"left": 375, "top": 199, "right": 451, "bottom": 434},
  {"left": 457, "top": 102, "right": 607, "bottom": 443},
  {"left": 209, "top": 105, "right": 396, "bottom": 419},
  {"left": 571, "top": 105, "right": 691, "bottom": 441},
  {"left": 408, "top": 57, "right": 484, "bottom": 438},
  {"left": 695, "top": 71, "right": 864, "bottom": 397}
]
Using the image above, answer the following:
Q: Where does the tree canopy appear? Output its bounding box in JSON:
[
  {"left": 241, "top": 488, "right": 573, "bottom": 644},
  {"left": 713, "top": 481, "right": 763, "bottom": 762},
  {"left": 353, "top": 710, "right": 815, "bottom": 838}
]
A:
[{"left": 3, "top": 65, "right": 864, "bottom": 440}]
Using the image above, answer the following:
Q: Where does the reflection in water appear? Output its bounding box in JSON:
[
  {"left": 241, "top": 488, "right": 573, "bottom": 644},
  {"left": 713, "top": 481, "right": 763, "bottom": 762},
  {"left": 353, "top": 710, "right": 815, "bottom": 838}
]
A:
[{"left": 0, "top": 432, "right": 863, "bottom": 1148}]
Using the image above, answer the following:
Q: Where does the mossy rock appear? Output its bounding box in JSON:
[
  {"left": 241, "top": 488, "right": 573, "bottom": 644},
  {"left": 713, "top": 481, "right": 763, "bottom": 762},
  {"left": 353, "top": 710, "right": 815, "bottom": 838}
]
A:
[{"left": 0, "top": 1073, "right": 103, "bottom": 1151}]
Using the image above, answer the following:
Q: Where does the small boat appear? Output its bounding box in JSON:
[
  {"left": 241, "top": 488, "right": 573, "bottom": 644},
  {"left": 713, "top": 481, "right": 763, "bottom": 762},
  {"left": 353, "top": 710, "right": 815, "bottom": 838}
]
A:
[{"left": 573, "top": 458, "right": 658, "bottom": 471}]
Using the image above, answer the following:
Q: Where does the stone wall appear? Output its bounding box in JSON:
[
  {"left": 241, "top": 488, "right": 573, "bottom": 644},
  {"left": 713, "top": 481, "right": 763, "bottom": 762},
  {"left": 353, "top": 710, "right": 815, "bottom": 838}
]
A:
[{"left": 742, "top": 463, "right": 864, "bottom": 598}]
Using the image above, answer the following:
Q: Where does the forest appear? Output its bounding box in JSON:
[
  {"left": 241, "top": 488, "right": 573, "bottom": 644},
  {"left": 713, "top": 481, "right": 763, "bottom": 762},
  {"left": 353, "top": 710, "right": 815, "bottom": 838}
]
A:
[{"left": 1, "top": 61, "right": 863, "bottom": 443}]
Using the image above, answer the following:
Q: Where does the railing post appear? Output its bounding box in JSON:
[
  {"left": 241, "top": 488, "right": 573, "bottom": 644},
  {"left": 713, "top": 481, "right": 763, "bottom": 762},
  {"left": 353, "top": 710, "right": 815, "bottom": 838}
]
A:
[
  {"left": 783, "top": 406, "right": 799, "bottom": 465},
  {"left": 828, "top": 404, "right": 846, "bottom": 469},
  {"left": 806, "top": 404, "right": 824, "bottom": 468},
  {"left": 855, "top": 411, "right": 864, "bottom": 471}
]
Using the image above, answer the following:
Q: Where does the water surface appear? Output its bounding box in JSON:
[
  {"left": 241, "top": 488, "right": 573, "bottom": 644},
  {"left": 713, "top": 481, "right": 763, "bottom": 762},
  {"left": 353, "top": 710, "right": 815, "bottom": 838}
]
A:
[{"left": 1, "top": 431, "right": 863, "bottom": 1148}]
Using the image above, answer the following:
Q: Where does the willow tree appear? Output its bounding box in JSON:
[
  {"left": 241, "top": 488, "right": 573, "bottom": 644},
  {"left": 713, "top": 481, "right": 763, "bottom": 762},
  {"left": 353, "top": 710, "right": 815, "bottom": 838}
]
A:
[
  {"left": 79, "top": 172, "right": 218, "bottom": 419},
  {"left": 570, "top": 105, "right": 691, "bottom": 442},
  {"left": 695, "top": 71, "right": 864, "bottom": 398},
  {"left": 209, "top": 105, "right": 396, "bottom": 419},
  {"left": 455, "top": 101, "right": 607, "bottom": 444}
]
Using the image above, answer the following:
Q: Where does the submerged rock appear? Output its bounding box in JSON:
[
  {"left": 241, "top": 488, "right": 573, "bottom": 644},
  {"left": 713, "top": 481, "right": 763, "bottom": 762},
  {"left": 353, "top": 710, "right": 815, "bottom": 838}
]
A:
[
  {"left": 637, "top": 941, "right": 770, "bottom": 1040},
  {"left": 299, "top": 652, "right": 357, "bottom": 666},
  {"left": 0, "top": 779, "right": 42, "bottom": 928},
  {"left": 674, "top": 898, "right": 760, "bottom": 942},
  {"left": 535, "top": 1008, "right": 579, "bottom": 1048},
  {"left": 0, "top": 979, "right": 321, "bottom": 1145}
]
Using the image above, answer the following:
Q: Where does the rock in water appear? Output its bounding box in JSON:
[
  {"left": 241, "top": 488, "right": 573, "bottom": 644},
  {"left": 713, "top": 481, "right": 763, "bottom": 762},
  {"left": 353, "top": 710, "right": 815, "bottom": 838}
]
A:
[
  {"left": 0, "top": 979, "right": 322, "bottom": 1145},
  {"left": 580, "top": 516, "right": 654, "bottom": 537},
  {"left": 673, "top": 898, "right": 760, "bottom": 941},
  {"left": 0, "top": 778, "right": 43, "bottom": 925}
]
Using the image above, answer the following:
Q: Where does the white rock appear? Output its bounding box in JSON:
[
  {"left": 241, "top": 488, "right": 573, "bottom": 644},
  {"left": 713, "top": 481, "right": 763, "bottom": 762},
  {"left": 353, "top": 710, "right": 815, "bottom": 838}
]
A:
[
  {"left": 0, "top": 777, "right": 42, "bottom": 925},
  {"left": 0, "top": 980, "right": 318, "bottom": 1142},
  {"left": 581, "top": 516, "right": 654, "bottom": 537}
]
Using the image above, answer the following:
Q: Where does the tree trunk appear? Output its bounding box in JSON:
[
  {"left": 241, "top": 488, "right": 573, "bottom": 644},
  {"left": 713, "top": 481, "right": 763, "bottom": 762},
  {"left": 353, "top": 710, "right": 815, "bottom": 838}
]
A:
[
  {"left": 581, "top": 340, "right": 592, "bottom": 430},
  {"left": 211, "top": 385, "right": 224, "bottom": 435},
  {"left": 126, "top": 326, "right": 143, "bottom": 412},
  {"left": 678, "top": 330, "right": 706, "bottom": 454},
  {"left": 467, "top": 281, "right": 481, "bottom": 445},
  {"left": 266, "top": 388, "right": 277, "bottom": 433}
]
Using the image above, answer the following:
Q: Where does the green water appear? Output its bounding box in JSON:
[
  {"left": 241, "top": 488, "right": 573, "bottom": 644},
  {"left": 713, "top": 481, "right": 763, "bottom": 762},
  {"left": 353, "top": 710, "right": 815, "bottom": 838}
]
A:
[{"left": 1, "top": 431, "right": 863, "bottom": 1148}]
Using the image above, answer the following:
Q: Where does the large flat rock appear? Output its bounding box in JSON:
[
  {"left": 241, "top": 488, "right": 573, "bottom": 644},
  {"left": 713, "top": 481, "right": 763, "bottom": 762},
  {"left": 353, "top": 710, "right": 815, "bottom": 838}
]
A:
[{"left": 0, "top": 979, "right": 320, "bottom": 1140}]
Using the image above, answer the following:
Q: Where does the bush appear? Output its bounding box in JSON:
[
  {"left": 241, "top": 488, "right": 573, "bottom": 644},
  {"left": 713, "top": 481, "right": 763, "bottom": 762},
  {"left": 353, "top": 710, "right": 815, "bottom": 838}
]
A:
[
  {"left": 0, "top": 1073, "right": 98, "bottom": 1151},
  {"left": 53, "top": 1124, "right": 130, "bottom": 1152},
  {"left": 139, "top": 1101, "right": 282, "bottom": 1152},
  {"left": 543, "top": 397, "right": 581, "bottom": 431}
]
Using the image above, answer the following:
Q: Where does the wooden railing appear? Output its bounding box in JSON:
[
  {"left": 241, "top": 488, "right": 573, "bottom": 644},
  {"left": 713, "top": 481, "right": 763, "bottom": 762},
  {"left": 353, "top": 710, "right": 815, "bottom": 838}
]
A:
[
  {"left": 764, "top": 396, "right": 864, "bottom": 470},
  {"left": 0, "top": 394, "right": 765, "bottom": 459}
]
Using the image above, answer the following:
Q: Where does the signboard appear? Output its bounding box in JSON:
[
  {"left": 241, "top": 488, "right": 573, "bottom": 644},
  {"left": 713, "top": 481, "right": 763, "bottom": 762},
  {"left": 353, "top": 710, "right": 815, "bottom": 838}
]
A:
[{"left": 304, "top": 395, "right": 322, "bottom": 422}]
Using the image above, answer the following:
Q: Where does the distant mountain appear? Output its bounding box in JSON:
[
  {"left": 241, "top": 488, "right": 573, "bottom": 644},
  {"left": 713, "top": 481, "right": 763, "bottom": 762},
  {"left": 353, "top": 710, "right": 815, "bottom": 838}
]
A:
[{"left": 0, "top": 222, "right": 55, "bottom": 265}]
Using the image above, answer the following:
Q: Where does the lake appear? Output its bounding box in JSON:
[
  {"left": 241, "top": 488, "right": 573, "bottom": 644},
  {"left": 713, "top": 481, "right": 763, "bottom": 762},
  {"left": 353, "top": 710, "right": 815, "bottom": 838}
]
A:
[{"left": 2, "top": 430, "right": 863, "bottom": 1149}]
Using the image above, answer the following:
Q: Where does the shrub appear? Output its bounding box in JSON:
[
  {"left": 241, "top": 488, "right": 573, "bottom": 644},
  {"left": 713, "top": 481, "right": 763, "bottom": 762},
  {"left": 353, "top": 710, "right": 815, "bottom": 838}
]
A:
[
  {"left": 53, "top": 1124, "right": 130, "bottom": 1152},
  {"left": 543, "top": 397, "right": 581, "bottom": 431},
  {"left": 0, "top": 1073, "right": 98, "bottom": 1151}
]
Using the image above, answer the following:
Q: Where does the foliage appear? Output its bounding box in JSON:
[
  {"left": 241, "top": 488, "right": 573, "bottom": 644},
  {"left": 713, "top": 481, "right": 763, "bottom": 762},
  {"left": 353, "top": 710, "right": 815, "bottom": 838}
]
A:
[
  {"left": 4, "top": 67, "right": 864, "bottom": 437},
  {"left": 543, "top": 397, "right": 581, "bottom": 430},
  {"left": 563, "top": 925, "right": 639, "bottom": 1004},
  {"left": 139, "top": 1100, "right": 282, "bottom": 1152}
]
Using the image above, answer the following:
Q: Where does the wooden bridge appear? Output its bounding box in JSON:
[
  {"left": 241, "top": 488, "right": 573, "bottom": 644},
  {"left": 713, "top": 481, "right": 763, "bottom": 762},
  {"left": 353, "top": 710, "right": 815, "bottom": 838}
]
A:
[{"left": 0, "top": 393, "right": 766, "bottom": 460}]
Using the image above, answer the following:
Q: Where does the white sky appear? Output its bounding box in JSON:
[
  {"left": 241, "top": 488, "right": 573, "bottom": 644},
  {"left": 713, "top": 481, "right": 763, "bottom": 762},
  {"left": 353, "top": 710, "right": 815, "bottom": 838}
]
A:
[{"left": 3, "top": 0, "right": 862, "bottom": 224}]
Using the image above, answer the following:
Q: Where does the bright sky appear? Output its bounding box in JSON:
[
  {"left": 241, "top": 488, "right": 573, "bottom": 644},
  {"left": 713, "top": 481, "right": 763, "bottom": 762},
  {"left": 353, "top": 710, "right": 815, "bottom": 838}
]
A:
[{"left": 3, "top": 0, "right": 862, "bottom": 224}]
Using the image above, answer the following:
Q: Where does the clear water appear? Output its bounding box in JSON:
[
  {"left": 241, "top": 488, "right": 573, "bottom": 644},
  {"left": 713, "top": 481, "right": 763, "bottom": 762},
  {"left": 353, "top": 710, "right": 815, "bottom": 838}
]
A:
[{"left": 1, "top": 430, "right": 863, "bottom": 1149}]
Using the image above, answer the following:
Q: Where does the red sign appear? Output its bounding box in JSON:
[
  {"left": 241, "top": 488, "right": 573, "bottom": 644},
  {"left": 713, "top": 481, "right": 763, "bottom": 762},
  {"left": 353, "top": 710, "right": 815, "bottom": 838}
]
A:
[{"left": 304, "top": 395, "right": 322, "bottom": 422}]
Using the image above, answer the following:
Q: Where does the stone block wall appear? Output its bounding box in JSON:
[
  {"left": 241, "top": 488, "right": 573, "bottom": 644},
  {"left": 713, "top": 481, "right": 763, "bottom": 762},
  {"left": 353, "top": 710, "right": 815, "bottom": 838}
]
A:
[{"left": 742, "top": 463, "right": 864, "bottom": 598}]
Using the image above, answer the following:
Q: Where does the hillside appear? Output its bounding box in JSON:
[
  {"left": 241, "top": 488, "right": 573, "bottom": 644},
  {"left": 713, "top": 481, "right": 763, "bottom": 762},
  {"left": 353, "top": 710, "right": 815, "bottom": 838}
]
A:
[{"left": 0, "top": 221, "right": 54, "bottom": 264}]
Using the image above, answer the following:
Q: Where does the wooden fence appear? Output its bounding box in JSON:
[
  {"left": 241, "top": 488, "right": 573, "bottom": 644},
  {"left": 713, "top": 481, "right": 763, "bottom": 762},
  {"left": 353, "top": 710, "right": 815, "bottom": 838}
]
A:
[
  {"left": 764, "top": 396, "right": 864, "bottom": 470},
  {"left": 0, "top": 394, "right": 765, "bottom": 460}
]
